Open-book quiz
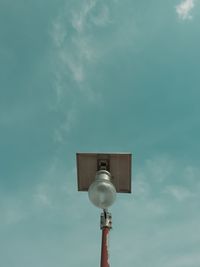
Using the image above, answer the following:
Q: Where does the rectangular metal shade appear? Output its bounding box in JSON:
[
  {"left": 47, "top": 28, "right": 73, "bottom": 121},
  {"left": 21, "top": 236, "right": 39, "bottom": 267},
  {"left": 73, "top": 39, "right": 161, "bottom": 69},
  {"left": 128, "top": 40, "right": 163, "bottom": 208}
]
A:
[{"left": 76, "top": 152, "right": 132, "bottom": 193}]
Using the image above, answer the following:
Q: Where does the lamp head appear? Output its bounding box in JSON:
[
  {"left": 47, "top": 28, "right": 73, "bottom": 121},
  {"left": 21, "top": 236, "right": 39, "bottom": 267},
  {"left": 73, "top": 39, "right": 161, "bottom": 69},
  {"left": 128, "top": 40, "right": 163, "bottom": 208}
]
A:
[{"left": 88, "top": 170, "right": 116, "bottom": 209}]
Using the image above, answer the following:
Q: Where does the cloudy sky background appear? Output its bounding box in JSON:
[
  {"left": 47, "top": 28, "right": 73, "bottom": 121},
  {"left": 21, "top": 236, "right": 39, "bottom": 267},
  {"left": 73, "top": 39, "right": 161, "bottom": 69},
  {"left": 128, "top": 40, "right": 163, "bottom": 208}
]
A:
[{"left": 1, "top": 0, "right": 200, "bottom": 266}]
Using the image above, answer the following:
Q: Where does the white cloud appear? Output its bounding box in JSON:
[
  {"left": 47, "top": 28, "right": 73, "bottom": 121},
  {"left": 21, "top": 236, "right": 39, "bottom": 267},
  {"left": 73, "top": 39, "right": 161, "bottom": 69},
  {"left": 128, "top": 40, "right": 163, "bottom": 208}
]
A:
[
  {"left": 164, "top": 185, "right": 194, "bottom": 201},
  {"left": 111, "top": 156, "right": 200, "bottom": 267},
  {"left": 51, "top": 16, "right": 67, "bottom": 47},
  {"left": 134, "top": 156, "right": 200, "bottom": 199},
  {"left": 51, "top": 0, "right": 110, "bottom": 92},
  {"left": 3, "top": 207, "right": 24, "bottom": 225},
  {"left": 0, "top": 196, "right": 27, "bottom": 225},
  {"left": 34, "top": 185, "right": 51, "bottom": 207},
  {"left": 50, "top": 0, "right": 111, "bottom": 141},
  {"left": 166, "top": 253, "right": 200, "bottom": 267},
  {"left": 53, "top": 107, "right": 77, "bottom": 143},
  {"left": 176, "top": 0, "right": 195, "bottom": 20},
  {"left": 71, "top": 0, "right": 96, "bottom": 33},
  {"left": 1, "top": 156, "right": 200, "bottom": 267},
  {"left": 90, "top": 5, "right": 110, "bottom": 26}
]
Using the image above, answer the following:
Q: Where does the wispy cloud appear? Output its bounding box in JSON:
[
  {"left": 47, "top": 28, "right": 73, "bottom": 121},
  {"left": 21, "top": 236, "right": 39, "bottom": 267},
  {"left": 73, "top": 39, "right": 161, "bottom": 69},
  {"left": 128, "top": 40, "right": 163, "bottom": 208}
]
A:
[
  {"left": 166, "top": 253, "right": 200, "bottom": 267},
  {"left": 134, "top": 156, "right": 200, "bottom": 200},
  {"left": 90, "top": 4, "right": 110, "bottom": 26},
  {"left": 50, "top": 0, "right": 111, "bottom": 142},
  {"left": 2, "top": 206, "right": 24, "bottom": 225},
  {"left": 164, "top": 185, "right": 194, "bottom": 201},
  {"left": 51, "top": 0, "right": 110, "bottom": 95},
  {"left": 0, "top": 195, "right": 27, "bottom": 225},
  {"left": 112, "top": 155, "right": 200, "bottom": 267},
  {"left": 0, "top": 158, "right": 79, "bottom": 228},
  {"left": 1, "top": 156, "right": 200, "bottom": 267},
  {"left": 176, "top": 0, "right": 195, "bottom": 20},
  {"left": 70, "top": 0, "right": 96, "bottom": 33},
  {"left": 32, "top": 158, "right": 78, "bottom": 209},
  {"left": 33, "top": 185, "right": 52, "bottom": 207},
  {"left": 53, "top": 107, "right": 77, "bottom": 143}
]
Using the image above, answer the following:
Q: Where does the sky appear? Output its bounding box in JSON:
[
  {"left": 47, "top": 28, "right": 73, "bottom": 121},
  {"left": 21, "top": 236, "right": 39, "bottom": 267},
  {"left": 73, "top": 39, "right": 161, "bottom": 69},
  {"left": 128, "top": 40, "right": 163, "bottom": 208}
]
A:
[{"left": 0, "top": 0, "right": 200, "bottom": 266}]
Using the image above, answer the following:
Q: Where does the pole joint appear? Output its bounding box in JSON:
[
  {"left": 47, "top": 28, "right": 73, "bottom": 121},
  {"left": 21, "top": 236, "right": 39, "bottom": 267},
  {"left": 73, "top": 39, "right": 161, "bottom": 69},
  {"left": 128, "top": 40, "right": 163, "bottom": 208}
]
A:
[{"left": 100, "top": 209, "right": 112, "bottom": 229}]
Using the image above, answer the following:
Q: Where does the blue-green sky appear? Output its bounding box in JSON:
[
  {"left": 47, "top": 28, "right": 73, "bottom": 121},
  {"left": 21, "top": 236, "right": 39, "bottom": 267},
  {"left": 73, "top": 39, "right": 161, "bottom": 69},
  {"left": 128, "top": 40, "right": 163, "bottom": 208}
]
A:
[{"left": 1, "top": 0, "right": 200, "bottom": 266}]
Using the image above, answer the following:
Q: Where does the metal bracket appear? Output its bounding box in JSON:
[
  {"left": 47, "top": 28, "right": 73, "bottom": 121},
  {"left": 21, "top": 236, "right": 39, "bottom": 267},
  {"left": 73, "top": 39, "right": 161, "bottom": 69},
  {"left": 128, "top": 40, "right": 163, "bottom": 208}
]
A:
[
  {"left": 97, "top": 159, "right": 110, "bottom": 171},
  {"left": 100, "top": 210, "right": 112, "bottom": 229}
]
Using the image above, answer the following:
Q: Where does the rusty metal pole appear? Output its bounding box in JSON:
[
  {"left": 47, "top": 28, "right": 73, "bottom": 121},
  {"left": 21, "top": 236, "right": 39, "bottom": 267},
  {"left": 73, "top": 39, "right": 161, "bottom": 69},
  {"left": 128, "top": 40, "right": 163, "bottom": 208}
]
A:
[{"left": 100, "top": 210, "right": 112, "bottom": 267}]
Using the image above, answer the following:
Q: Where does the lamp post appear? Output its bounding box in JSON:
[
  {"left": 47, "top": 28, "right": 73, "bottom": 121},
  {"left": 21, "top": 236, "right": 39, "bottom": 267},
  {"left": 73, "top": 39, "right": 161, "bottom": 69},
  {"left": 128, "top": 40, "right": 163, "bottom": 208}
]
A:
[{"left": 76, "top": 153, "right": 132, "bottom": 267}]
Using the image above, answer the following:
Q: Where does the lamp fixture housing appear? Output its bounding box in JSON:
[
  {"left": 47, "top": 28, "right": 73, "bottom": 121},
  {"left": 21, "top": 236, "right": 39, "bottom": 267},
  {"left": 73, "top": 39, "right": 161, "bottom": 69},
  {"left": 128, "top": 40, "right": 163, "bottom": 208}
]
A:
[{"left": 76, "top": 152, "right": 132, "bottom": 193}]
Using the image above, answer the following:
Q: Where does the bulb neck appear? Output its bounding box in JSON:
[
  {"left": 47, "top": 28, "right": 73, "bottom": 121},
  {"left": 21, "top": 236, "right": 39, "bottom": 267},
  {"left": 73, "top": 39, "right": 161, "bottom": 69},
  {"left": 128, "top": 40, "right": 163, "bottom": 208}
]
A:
[{"left": 95, "top": 170, "right": 112, "bottom": 182}]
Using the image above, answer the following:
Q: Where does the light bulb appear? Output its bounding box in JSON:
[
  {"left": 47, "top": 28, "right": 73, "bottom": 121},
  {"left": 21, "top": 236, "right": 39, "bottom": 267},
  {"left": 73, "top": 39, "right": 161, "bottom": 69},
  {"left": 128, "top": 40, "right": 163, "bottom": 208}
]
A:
[{"left": 88, "top": 170, "right": 116, "bottom": 209}]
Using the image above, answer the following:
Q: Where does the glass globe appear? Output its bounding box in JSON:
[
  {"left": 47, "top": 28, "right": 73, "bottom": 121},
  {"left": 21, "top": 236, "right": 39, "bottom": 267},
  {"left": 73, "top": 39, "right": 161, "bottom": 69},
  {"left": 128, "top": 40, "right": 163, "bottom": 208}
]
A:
[{"left": 88, "top": 170, "right": 116, "bottom": 209}]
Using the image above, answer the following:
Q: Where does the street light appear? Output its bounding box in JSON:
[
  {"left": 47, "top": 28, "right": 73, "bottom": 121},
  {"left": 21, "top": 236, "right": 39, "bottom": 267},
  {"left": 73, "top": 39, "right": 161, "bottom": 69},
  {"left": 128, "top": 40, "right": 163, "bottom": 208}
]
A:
[{"left": 76, "top": 152, "right": 132, "bottom": 267}]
